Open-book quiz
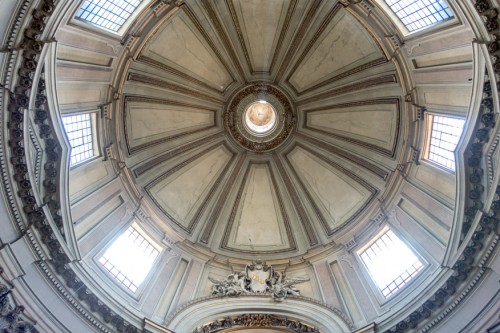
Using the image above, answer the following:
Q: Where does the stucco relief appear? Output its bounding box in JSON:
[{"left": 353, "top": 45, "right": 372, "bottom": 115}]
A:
[{"left": 209, "top": 262, "right": 309, "bottom": 302}]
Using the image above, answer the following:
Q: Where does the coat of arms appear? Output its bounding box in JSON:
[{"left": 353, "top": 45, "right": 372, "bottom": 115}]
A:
[{"left": 209, "top": 261, "right": 309, "bottom": 302}]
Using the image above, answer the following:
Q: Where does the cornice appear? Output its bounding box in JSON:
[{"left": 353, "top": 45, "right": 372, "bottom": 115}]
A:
[{"left": 0, "top": 1, "right": 498, "bottom": 333}]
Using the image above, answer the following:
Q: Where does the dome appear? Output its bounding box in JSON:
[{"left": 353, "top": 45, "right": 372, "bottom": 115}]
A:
[{"left": 0, "top": 0, "right": 499, "bottom": 333}]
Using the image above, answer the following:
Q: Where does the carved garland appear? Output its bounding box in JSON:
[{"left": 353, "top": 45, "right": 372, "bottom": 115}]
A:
[{"left": 192, "top": 314, "right": 320, "bottom": 333}]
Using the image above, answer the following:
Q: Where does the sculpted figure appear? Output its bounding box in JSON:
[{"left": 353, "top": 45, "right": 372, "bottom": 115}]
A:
[
  {"left": 209, "top": 272, "right": 248, "bottom": 296},
  {"left": 270, "top": 271, "right": 309, "bottom": 302}
]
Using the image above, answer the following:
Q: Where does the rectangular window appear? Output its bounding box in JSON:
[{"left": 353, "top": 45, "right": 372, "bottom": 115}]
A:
[
  {"left": 425, "top": 114, "right": 465, "bottom": 171},
  {"left": 75, "top": 0, "right": 143, "bottom": 32},
  {"left": 98, "top": 225, "right": 160, "bottom": 293},
  {"left": 384, "top": 0, "right": 454, "bottom": 32},
  {"left": 358, "top": 228, "right": 423, "bottom": 298},
  {"left": 62, "top": 113, "right": 96, "bottom": 166}
]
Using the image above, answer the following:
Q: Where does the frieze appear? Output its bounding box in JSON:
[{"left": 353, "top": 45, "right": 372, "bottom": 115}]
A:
[
  {"left": 192, "top": 314, "right": 320, "bottom": 333},
  {"left": 209, "top": 262, "right": 308, "bottom": 302}
]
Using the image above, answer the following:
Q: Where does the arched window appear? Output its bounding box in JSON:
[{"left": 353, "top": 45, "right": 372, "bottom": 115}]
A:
[
  {"left": 384, "top": 0, "right": 454, "bottom": 32},
  {"left": 62, "top": 113, "right": 98, "bottom": 166},
  {"left": 75, "top": 0, "right": 144, "bottom": 32},
  {"left": 358, "top": 227, "right": 424, "bottom": 298},
  {"left": 98, "top": 224, "right": 161, "bottom": 293},
  {"left": 423, "top": 114, "right": 465, "bottom": 171}
]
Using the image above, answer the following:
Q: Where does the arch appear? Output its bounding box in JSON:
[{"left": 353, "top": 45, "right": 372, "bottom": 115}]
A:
[{"left": 165, "top": 295, "right": 353, "bottom": 333}]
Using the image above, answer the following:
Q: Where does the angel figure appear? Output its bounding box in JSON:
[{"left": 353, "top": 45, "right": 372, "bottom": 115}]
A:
[
  {"left": 270, "top": 271, "right": 309, "bottom": 302},
  {"left": 209, "top": 272, "right": 248, "bottom": 297}
]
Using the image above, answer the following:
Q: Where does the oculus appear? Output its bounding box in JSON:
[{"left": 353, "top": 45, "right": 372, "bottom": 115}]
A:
[{"left": 224, "top": 84, "right": 296, "bottom": 152}]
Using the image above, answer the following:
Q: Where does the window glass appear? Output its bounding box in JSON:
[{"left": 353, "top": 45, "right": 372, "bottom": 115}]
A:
[
  {"left": 98, "top": 225, "right": 160, "bottom": 293},
  {"left": 384, "top": 0, "right": 453, "bottom": 32},
  {"left": 426, "top": 115, "right": 465, "bottom": 171},
  {"left": 62, "top": 113, "right": 96, "bottom": 165},
  {"left": 359, "top": 229, "right": 423, "bottom": 298},
  {"left": 75, "top": 0, "right": 143, "bottom": 32}
]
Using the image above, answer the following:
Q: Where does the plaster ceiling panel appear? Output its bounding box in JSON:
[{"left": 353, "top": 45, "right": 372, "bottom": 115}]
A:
[
  {"left": 286, "top": 146, "right": 375, "bottom": 234},
  {"left": 124, "top": 98, "right": 216, "bottom": 153},
  {"left": 146, "top": 144, "right": 234, "bottom": 233},
  {"left": 304, "top": 99, "right": 400, "bottom": 155},
  {"left": 221, "top": 162, "right": 296, "bottom": 254},
  {"left": 143, "top": 12, "right": 232, "bottom": 90},
  {"left": 288, "top": 10, "right": 384, "bottom": 94},
  {"left": 230, "top": 0, "right": 288, "bottom": 73}
]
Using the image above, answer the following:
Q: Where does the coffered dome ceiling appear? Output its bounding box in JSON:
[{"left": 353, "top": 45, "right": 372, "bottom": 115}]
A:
[
  {"left": 114, "top": 0, "right": 409, "bottom": 259},
  {"left": 4, "top": 0, "right": 500, "bottom": 332}
]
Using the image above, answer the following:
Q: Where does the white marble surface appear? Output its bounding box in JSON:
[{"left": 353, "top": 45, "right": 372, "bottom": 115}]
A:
[
  {"left": 232, "top": 164, "right": 285, "bottom": 247},
  {"left": 308, "top": 103, "right": 397, "bottom": 150},
  {"left": 151, "top": 147, "right": 231, "bottom": 227},
  {"left": 147, "top": 14, "right": 231, "bottom": 89},
  {"left": 127, "top": 102, "right": 213, "bottom": 148},
  {"left": 236, "top": 0, "right": 287, "bottom": 71},
  {"left": 289, "top": 147, "right": 370, "bottom": 228},
  {"left": 290, "top": 12, "right": 380, "bottom": 91}
]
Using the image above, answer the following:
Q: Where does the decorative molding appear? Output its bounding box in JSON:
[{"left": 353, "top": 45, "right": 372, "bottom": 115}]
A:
[
  {"left": 132, "top": 132, "right": 223, "bottom": 177},
  {"left": 284, "top": 143, "right": 378, "bottom": 236},
  {"left": 297, "top": 132, "right": 390, "bottom": 179},
  {"left": 122, "top": 95, "right": 218, "bottom": 155},
  {"left": 144, "top": 142, "right": 237, "bottom": 234},
  {"left": 302, "top": 98, "right": 401, "bottom": 158},
  {"left": 165, "top": 293, "right": 354, "bottom": 330},
  {"left": 220, "top": 161, "right": 298, "bottom": 254},
  {"left": 296, "top": 74, "right": 397, "bottom": 106},
  {"left": 208, "top": 261, "right": 308, "bottom": 302},
  {"left": 274, "top": 0, "right": 323, "bottom": 82},
  {"left": 181, "top": 4, "right": 238, "bottom": 85},
  {"left": 127, "top": 73, "right": 224, "bottom": 104},
  {"left": 224, "top": 83, "right": 296, "bottom": 152},
  {"left": 136, "top": 56, "right": 223, "bottom": 94},
  {"left": 273, "top": 154, "right": 319, "bottom": 246},
  {"left": 200, "top": 153, "right": 246, "bottom": 244},
  {"left": 268, "top": 0, "right": 299, "bottom": 74},
  {"left": 199, "top": 0, "right": 246, "bottom": 79},
  {"left": 192, "top": 314, "right": 319, "bottom": 333},
  {"left": 0, "top": 266, "right": 37, "bottom": 333}
]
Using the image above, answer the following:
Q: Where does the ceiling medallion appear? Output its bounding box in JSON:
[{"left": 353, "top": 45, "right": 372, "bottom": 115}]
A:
[{"left": 224, "top": 83, "right": 296, "bottom": 152}]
